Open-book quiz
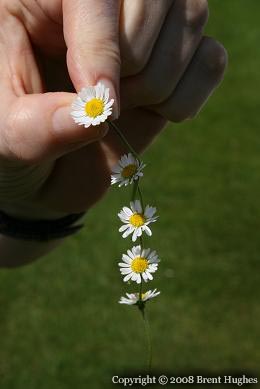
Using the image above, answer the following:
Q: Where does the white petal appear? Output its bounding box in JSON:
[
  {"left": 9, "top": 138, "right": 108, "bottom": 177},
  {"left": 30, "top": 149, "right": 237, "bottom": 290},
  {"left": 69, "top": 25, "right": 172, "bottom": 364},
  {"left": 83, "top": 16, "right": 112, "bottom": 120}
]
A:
[
  {"left": 122, "top": 207, "right": 132, "bottom": 217},
  {"left": 126, "top": 293, "right": 136, "bottom": 299},
  {"left": 122, "top": 254, "right": 131, "bottom": 264},
  {"left": 80, "top": 87, "right": 95, "bottom": 100},
  {"left": 119, "top": 224, "right": 130, "bottom": 233},
  {"left": 146, "top": 272, "right": 153, "bottom": 280},
  {"left": 132, "top": 245, "right": 141, "bottom": 256},
  {"left": 111, "top": 165, "right": 122, "bottom": 174},
  {"left": 135, "top": 200, "right": 142, "bottom": 213},
  {"left": 131, "top": 273, "right": 139, "bottom": 281},
  {"left": 105, "top": 99, "right": 114, "bottom": 109},
  {"left": 132, "top": 228, "right": 139, "bottom": 242},
  {"left": 144, "top": 225, "right": 152, "bottom": 236},
  {"left": 127, "top": 249, "right": 135, "bottom": 259},
  {"left": 136, "top": 274, "right": 142, "bottom": 284},
  {"left": 120, "top": 268, "right": 132, "bottom": 274},
  {"left": 104, "top": 88, "right": 109, "bottom": 103},
  {"left": 123, "top": 273, "right": 133, "bottom": 282},
  {"left": 122, "top": 227, "right": 133, "bottom": 238},
  {"left": 118, "top": 262, "right": 130, "bottom": 268},
  {"left": 145, "top": 206, "right": 157, "bottom": 218},
  {"left": 136, "top": 227, "right": 143, "bottom": 237},
  {"left": 70, "top": 109, "right": 86, "bottom": 118}
]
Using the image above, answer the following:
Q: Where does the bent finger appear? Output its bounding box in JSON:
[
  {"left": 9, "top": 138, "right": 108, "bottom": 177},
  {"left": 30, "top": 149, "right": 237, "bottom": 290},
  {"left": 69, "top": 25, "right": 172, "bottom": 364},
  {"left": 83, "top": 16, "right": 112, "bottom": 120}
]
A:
[
  {"left": 150, "top": 37, "right": 228, "bottom": 122},
  {"left": 120, "top": 0, "right": 173, "bottom": 77},
  {"left": 121, "top": 0, "right": 208, "bottom": 108}
]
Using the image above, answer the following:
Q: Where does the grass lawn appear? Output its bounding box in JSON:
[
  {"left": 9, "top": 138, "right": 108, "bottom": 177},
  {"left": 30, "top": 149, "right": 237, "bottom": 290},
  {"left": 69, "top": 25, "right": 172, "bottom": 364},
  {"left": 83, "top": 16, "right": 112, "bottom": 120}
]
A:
[{"left": 1, "top": 1, "right": 260, "bottom": 388}]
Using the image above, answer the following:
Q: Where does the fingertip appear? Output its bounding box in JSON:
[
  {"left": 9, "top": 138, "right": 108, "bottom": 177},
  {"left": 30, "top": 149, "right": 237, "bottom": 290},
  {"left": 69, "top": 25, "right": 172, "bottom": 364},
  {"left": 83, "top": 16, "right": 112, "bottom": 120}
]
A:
[
  {"left": 52, "top": 105, "right": 78, "bottom": 134},
  {"left": 52, "top": 105, "right": 109, "bottom": 142}
]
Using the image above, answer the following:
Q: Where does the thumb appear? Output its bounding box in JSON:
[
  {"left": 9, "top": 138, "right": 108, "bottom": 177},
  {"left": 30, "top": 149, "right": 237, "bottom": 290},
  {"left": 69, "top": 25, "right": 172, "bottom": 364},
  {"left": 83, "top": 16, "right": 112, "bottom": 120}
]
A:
[
  {"left": 63, "top": 0, "right": 121, "bottom": 119},
  {"left": 2, "top": 92, "right": 108, "bottom": 163}
]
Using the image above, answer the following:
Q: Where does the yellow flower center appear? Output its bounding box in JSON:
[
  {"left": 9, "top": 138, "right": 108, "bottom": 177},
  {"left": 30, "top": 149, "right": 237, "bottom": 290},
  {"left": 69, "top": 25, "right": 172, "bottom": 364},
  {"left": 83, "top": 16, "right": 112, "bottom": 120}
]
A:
[
  {"left": 131, "top": 257, "right": 148, "bottom": 273},
  {"left": 122, "top": 164, "right": 137, "bottom": 178},
  {"left": 129, "top": 213, "right": 145, "bottom": 227},
  {"left": 85, "top": 98, "right": 104, "bottom": 118}
]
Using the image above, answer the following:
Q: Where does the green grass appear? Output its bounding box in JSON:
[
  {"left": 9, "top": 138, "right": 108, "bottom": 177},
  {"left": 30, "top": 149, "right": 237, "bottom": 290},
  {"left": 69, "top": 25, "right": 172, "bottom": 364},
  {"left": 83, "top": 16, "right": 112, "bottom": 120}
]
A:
[{"left": 1, "top": 1, "right": 260, "bottom": 388}]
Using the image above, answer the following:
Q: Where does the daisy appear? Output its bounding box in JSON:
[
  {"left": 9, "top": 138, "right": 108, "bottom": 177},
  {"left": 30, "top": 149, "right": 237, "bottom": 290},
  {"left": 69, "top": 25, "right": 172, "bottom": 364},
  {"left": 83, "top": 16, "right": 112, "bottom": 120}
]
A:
[
  {"left": 118, "top": 200, "right": 158, "bottom": 242},
  {"left": 118, "top": 245, "right": 160, "bottom": 284},
  {"left": 111, "top": 153, "right": 146, "bottom": 187},
  {"left": 119, "top": 289, "right": 160, "bottom": 305},
  {"left": 71, "top": 82, "right": 114, "bottom": 127}
]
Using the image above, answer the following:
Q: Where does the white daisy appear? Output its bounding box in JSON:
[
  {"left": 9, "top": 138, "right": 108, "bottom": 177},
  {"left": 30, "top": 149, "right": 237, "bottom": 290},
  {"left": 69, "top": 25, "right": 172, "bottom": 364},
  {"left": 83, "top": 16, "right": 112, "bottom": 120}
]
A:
[
  {"left": 119, "top": 289, "right": 161, "bottom": 305},
  {"left": 71, "top": 82, "right": 114, "bottom": 127},
  {"left": 111, "top": 153, "right": 146, "bottom": 187},
  {"left": 118, "top": 200, "right": 158, "bottom": 242},
  {"left": 118, "top": 245, "right": 160, "bottom": 284}
]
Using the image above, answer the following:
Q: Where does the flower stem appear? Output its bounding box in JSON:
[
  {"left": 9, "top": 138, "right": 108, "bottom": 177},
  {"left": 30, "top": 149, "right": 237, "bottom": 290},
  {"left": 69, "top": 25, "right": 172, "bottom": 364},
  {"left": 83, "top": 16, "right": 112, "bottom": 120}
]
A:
[
  {"left": 139, "top": 235, "right": 144, "bottom": 249},
  {"left": 108, "top": 121, "right": 140, "bottom": 162},
  {"left": 137, "top": 184, "right": 144, "bottom": 211},
  {"left": 131, "top": 179, "right": 139, "bottom": 202},
  {"left": 139, "top": 306, "right": 152, "bottom": 372},
  {"left": 139, "top": 278, "right": 143, "bottom": 301}
]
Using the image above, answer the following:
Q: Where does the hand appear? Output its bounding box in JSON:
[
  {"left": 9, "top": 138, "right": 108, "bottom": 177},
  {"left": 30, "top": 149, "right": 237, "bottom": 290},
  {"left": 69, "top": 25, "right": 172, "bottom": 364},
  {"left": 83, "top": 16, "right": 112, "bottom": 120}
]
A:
[{"left": 0, "top": 0, "right": 227, "bottom": 218}]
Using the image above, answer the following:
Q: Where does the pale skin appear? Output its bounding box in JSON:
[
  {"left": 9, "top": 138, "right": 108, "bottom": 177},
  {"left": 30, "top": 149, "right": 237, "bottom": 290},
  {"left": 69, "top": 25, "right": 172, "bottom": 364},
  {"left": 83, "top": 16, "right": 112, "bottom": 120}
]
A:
[{"left": 0, "top": 0, "right": 227, "bottom": 267}]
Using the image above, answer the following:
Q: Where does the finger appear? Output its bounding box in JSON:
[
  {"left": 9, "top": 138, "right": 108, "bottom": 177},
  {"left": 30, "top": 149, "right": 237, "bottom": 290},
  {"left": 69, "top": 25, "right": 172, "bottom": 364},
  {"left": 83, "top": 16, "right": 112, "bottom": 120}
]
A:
[
  {"left": 1, "top": 92, "right": 108, "bottom": 163},
  {"left": 63, "top": 0, "right": 121, "bottom": 118},
  {"left": 120, "top": 0, "right": 173, "bottom": 77},
  {"left": 150, "top": 37, "right": 228, "bottom": 122},
  {"left": 121, "top": 0, "right": 209, "bottom": 108}
]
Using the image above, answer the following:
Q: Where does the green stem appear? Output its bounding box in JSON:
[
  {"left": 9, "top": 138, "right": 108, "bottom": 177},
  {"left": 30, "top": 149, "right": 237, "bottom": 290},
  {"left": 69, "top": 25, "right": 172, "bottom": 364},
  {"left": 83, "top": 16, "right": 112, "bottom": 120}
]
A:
[
  {"left": 131, "top": 179, "right": 139, "bottom": 202},
  {"left": 137, "top": 185, "right": 144, "bottom": 211},
  {"left": 108, "top": 121, "right": 140, "bottom": 162},
  {"left": 140, "top": 306, "right": 152, "bottom": 372},
  {"left": 139, "top": 235, "right": 144, "bottom": 249},
  {"left": 139, "top": 278, "right": 143, "bottom": 301}
]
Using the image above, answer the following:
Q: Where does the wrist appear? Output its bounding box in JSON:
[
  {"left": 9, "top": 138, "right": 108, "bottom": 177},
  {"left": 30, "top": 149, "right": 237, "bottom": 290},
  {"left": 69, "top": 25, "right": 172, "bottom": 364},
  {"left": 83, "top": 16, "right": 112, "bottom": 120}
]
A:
[
  {"left": 0, "top": 201, "right": 72, "bottom": 220},
  {"left": 0, "top": 209, "right": 85, "bottom": 242}
]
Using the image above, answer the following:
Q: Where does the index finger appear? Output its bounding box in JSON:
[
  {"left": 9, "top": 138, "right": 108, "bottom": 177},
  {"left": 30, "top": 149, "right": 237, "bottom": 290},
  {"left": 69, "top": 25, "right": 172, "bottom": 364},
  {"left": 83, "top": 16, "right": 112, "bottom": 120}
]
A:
[{"left": 63, "top": 0, "right": 121, "bottom": 118}]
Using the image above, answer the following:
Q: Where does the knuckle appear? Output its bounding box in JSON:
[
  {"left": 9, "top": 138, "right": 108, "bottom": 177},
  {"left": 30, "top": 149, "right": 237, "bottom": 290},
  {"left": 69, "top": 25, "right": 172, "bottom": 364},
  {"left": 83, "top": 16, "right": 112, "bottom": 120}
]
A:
[
  {"left": 2, "top": 110, "right": 27, "bottom": 163},
  {"left": 147, "top": 91, "right": 168, "bottom": 106},
  {"left": 184, "top": 0, "right": 209, "bottom": 31},
  {"left": 71, "top": 37, "right": 121, "bottom": 68},
  {"left": 3, "top": 105, "right": 41, "bottom": 165},
  {"left": 122, "top": 54, "right": 148, "bottom": 76},
  {"left": 141, "top": 79, "right": 172, "bottom": 105},
  {"left": 200, "top": 37, "right": 228, "bottom": 77},
  {"left": 163, "top": 105, "right": 196, "bottom": 123}
]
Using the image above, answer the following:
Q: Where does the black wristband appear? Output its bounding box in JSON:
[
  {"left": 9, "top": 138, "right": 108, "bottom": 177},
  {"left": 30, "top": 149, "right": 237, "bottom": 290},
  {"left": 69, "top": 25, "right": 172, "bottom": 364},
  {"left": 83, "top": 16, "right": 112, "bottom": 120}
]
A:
[{"left": 0, "top": 210, "right": 85, "bottom": 241}]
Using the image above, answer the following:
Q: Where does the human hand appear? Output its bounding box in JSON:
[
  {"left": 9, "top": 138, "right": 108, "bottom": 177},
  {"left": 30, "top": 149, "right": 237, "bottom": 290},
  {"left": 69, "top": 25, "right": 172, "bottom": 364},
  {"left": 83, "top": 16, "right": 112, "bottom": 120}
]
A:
[{"left": 0, "top": 0, "right": 227, "bottom": 218}]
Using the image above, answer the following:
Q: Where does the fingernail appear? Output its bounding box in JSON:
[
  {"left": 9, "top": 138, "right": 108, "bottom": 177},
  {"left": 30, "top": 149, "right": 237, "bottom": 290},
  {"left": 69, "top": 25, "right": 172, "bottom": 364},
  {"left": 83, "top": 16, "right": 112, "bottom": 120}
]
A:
[{"left": 98, "top": 78, "right": 120, "bottom": 120}]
